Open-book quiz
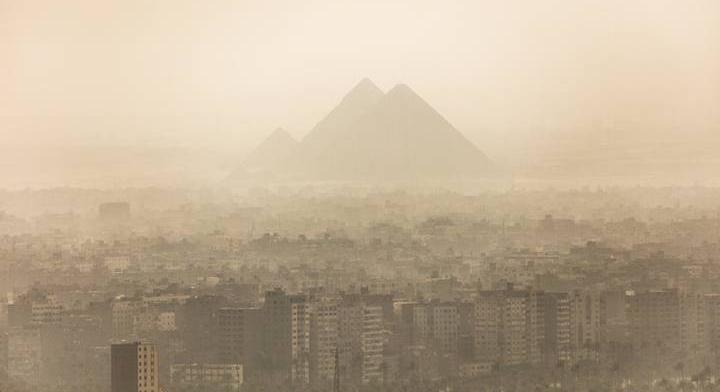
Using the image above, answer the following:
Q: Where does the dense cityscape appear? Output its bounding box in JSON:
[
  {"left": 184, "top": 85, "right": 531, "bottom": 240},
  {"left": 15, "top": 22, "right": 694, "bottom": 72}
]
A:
[
  {"left": 2, "top": 188, "right": 720, "bottom": 391},
  {"left": 4, "top": 1, "right": 717, "bottom": 391}
]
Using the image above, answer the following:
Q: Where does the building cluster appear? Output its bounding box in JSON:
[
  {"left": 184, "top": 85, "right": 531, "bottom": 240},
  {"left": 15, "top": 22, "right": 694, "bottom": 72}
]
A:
[
  {"left": 3, "top": 278, "right": 717, "bottom": 392},
  {"left": 5, "top": 189, "right": 720, "bottom": 391}
]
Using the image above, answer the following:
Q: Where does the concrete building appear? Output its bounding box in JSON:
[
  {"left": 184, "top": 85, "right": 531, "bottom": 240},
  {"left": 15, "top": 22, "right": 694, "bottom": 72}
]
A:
[
  {"left": 112, "top": 299, "right": 147, "bottom": 339},
  {"left": 290, "top": 295, "right": 311, "bottom": 384},
  {"left": 361, "top": 305, "right": 384, "bottom": 384},
  {"left": 569, "top": 291, "right": 605, "bottom": 362},
  {"left": 7, "top": 326, "right": 41, "bottom": 386},
  {"left": 218, "top": 307, "right": 261, "bottom": 378},
  {"left": 474, "top": 286, "right": 545, "bottom": 366},
  {"left": 8, "top": 291, "right": 63, "bottom": 328},
  {"left": 680, "top": 293, "right": 709, "bottom": 358},
  {"left": 400, "top": 302, "right": 428, "bottom": 347},
  {"left": 627, "top": 289, "right": 681, "bottom": 355},
  {"left": 459, "top": 361, "right": 492, "bottom": 378},
  {"left": 309, "top": 297, "right": 339, "bottom": 384},
  {"left": 704, "top": 294, "right": 720, "bottom": 361},
  {"left": 111, "top": 342, "right": 159, "bottom": 392},
  {"left": 544, "top": 292, "right": 571, "bottom": 364},
  {"left": 401, "top": 301, "right": 459, "bottom": 354},
  {"left": 262, "top": 289, "right": 310, "bottom": 384},
  {"left": 430, "top": 302, "right": 459, "bottom": 354},
  {"left": 170, "top": 363, "right": 243, "bottom": 391},
  {"left": 337, "top": 295, "right": 385, "bottom": 387}
]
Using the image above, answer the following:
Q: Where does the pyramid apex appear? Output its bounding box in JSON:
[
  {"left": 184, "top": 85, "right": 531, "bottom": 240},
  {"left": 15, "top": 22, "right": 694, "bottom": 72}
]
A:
[
  {"left": 387, "top": 83, "right": 415, "bottom": 96},
  {"left": 347, "top": 78, "right": 383, "bottom": 96},
  {"left": 358, "top": 77, "right": 377, "bottom": 86}
]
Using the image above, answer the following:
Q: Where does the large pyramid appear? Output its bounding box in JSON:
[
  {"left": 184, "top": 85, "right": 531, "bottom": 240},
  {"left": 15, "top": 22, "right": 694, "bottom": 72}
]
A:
[{"left": 237, "top": 79, "right": 493, "bottom": 181}]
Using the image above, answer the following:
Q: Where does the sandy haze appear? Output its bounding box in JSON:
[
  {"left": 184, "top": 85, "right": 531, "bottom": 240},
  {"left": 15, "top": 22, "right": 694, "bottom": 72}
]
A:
[{"left": 1, "top": 0, "right": 719, "bottom": 188}]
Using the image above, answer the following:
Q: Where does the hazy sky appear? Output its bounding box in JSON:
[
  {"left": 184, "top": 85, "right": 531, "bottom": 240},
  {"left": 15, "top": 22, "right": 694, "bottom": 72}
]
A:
[{"left": 2, "top": 0, "right": 719, "bottom": 187}]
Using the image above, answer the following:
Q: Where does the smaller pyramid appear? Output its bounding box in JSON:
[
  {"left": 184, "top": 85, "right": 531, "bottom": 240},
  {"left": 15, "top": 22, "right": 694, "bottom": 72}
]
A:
[{"left": 243, "top": 128, "right": 298, "bottom": 171}]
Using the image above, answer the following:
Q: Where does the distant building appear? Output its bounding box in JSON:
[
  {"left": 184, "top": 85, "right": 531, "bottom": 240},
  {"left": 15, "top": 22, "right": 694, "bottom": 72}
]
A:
[
  {"left": 0, "top": 297, "right": 8, "bottom": 329},
  {"left": 458, "top": 361, "right": 492, "bottom": 378},
  {"left": 111, "top": 342, "right": 159, "bottom": 392},
  {"left": 105, "top": 256, "right": 131, "bottom": 275},
  {"left": 7, "top": 327, "right": 41, "bottom": 386},
  {"left": 8, "top": 291, "right": 63, "bottom": 328},
  {"left": 112, "top": 300, "right": 147, "bottom": 339},
  {"left": 170, "top": 363, "right": 242, "bottom": 391}
]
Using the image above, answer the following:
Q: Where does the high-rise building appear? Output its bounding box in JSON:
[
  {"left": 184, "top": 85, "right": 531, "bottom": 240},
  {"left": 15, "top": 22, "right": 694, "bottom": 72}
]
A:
[
  {"left": 704, "top": 294, "right": 720, "bottom": 360},
  {"left": 568, "top": 291, "right": 605, "bottom": 362},
  {"left": 262, "top": 288, "right": 310, "bottom": 384},
  {"left": 263, "top": 289, "right": 292, "bottom": 379},
  {"left": 401, "top": 301, "right": 459, "bottom": 354},
  {"left": 543, "top": 292, "right": 571, "bottom": 364},
  {"left": 474, "top": 286, "right": 545, "bottom": 366},
  {"left": 337, "top": 295, "right": 385, "bottom": 386},
  {"left": 361, "top": 305, "right": 384, "bottom": 384},
  {"left": 400, "top": 302, "right": 429, "bottom": 347},
  {"left": 290, "top": 295, "right": 311, "bottom": 384},
  {"left": 177, "top": 295, "right": 227, "bottom": 363},
  {"left": 111, "top": 342, "right": 159, "bottom": 392},
  {"left": 457, "top": 301, "right": 476, "bottom": 361},
  {"left": 430, "top": 302, "right": 459, "bottom": 354},
  {"left": 218, "top": 307, "right": 262, "bottom": 378},
  {"left": 627, "top": 289, "right": 681, "bottom": 356},
  {"left": 474, "top": 291, "right": 502, "bottom": 364},
  {"left": 0, "top": 331, "right": 7, "bottom": 381},
  {"left": 680, "top": 292, "right": 709, "bottom": 358},
  {"left": 309, "top": 297, "right": 339, "bottom": 385}
]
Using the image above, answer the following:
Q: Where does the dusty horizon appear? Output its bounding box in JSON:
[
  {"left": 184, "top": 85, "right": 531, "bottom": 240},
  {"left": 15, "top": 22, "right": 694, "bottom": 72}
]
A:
[{"left": 2, "top": 0, "right": 719, "bottom": 188}]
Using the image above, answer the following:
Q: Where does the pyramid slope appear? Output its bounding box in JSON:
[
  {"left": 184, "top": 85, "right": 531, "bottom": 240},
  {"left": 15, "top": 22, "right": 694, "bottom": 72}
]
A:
[{"left": 300, "top": 78, "right": 384, "bottom": 155}]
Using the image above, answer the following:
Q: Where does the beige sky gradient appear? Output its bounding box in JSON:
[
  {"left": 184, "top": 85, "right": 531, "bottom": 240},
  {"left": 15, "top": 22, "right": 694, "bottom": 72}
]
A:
[{"left": 1, "top": 0, "right": 719, "bottom": 188}]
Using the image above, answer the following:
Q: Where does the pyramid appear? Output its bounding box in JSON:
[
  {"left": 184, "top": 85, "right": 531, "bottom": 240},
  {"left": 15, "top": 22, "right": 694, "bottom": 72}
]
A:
[
  {"left": 243, "top": 127, "right": 298, "bottom": 171},
  {"left": 235, "top": 79, "right": 493, "bottom": 182}
]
